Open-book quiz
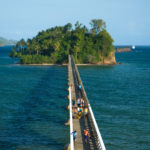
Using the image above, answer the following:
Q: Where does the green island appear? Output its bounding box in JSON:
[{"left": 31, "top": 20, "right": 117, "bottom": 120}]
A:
[{"left": 10, "top": 19, "right": 116, "bottom": 65}]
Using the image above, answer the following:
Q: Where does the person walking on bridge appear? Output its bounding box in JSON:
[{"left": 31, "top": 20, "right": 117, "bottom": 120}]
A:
[
  {"left": 77, "top": 98, "right": 81, "bottom": 107},
  {"left": 84, "top": 107, "right": 88, "bottom": 117},
  {"left": 78, "top": 84, "right": 82, "bottom": 91},
  {"left": 81, "top": 98, "right": 85, "bottom": 107},
  {"left": 72, "top": 130, "right": 77, "bottom": 142},
  {"left": 84, "top": 129, "right": 90, "bottom": 144}
]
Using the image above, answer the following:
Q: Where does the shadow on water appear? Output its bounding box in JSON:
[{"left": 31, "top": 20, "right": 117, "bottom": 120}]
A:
[{"left": 0, "top": 66, "right": 68, "bottom": 150}]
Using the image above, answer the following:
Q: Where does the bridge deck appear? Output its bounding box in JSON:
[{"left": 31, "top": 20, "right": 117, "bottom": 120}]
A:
[
  {"left": 68, "top": 55, "right": 102, "bottom": 150},
  {"left": 68, "top": 58, "right": 84, "bottom": 150}
]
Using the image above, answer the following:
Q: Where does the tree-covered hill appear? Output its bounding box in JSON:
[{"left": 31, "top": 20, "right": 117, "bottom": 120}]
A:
[{"left": 10, "top": 19, "right": 116, "bottom": 64}]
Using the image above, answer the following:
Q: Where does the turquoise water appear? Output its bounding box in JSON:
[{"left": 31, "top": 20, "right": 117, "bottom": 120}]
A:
[
  {"left": 79, "top": 46, "right": 150, "bottom": 150},
  {"left": 0, "top": 46, "right": 150, "bottom": 150},
  {"left": 0, "top": 46, "right": 69, "bottom": 150}
]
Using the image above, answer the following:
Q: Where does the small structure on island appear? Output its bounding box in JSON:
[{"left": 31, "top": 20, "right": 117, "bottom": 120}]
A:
[{"left": 116, "top": 46, "right": 131, "bottom": 53}]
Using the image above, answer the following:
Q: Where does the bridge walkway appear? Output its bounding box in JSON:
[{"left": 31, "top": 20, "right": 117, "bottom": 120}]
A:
[
  {"left": 68, "top": 55, "right": 84, "bottom": 150},
  {"left": 68, "top": 55, "right": 106, "bottom": 150}
]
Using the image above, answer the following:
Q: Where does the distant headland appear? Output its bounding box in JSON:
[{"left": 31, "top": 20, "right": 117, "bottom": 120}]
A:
[
  {"left": 9, "top": 19, "right": 116, "bottom": 65},
  {"left": 0, "top": 37, "right": 17, "bottom": 46}
]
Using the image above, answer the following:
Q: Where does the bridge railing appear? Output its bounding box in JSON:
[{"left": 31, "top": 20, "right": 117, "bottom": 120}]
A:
[
  {"left": 69, "top": 86, "right": 74, "bottom": 150},
  {"left": 71, "top": 55, "right": 106, "bottom": 150},
  {"left": 68, "top": 55, "right": 74, "bottom": 150}
]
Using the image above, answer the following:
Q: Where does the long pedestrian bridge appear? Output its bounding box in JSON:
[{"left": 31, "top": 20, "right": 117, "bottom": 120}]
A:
[{"left": 67, "top": 55, "right": 106, "bottom": 150}]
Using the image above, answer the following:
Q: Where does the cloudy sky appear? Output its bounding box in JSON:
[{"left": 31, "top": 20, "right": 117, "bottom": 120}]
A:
[{"left": 0, "top": 0, "right": 150, "bottom": 45}]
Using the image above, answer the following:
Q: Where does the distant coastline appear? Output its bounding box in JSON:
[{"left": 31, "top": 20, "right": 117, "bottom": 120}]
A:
[
  {"left": 0, "top": 44, "right": 16, "bottom": 47},
  {"left": 0, "top": 37, "right": 17, "bottom": 46}
]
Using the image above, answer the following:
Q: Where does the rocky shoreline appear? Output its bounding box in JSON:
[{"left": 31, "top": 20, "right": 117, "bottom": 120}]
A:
[{"left": 19, "top": 52, "right": 117, "bottom": 66}]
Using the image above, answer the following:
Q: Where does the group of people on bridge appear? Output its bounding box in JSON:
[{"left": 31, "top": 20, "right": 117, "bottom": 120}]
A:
[
  {"left": 71, "top": 84, "right": 90, "bottom": 144},
  {"left": 73, "top": 98, "right": 88, "bottom": 120}
]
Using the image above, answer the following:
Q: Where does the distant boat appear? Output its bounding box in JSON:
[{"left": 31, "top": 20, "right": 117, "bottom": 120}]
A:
[{"left": 132, "top": 45, "right": 135, "bottom": 49}]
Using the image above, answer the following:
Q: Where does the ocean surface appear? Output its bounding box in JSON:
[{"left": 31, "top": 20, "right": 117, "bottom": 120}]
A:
[{"left": 0, "top": 46, "right": 150, "bottom": 150}]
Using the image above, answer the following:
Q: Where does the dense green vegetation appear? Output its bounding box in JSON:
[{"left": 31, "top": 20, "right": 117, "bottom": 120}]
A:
[
  {"left": 10, "top": 19, "right": 114, "bottom": 64},
  {"left": 0, "top": 37, "right": 17, "bottom": 46}
]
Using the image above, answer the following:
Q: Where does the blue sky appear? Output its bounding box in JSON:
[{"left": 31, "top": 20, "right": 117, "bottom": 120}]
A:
[{"left": 0, "top": 0, "right": 150, "bottom": 45}]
